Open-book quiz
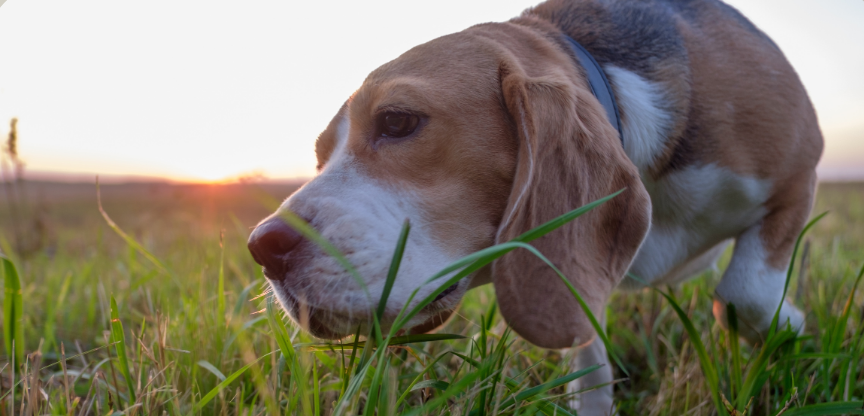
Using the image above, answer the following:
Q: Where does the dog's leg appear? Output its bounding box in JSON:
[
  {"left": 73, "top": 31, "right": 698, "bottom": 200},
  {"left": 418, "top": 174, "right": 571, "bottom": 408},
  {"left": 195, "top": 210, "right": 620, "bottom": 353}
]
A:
[
  {"left": 713, "top": 192, "right": 813, "bottom": 343},
  {"left": 567, "top": 311, "right": 615, "bottom": 416}
]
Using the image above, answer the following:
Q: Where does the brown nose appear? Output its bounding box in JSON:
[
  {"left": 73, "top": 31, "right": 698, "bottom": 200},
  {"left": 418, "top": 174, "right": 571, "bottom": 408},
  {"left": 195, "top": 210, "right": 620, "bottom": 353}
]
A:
[{"left": 247, "top": 217, "right": 303, "bottom": 279}]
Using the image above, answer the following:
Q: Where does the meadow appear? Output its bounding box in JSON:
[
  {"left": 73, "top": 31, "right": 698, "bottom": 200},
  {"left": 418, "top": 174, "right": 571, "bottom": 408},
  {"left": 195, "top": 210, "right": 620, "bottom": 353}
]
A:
[{"left": 0, "top": 179, "right": 862, "bottom": 415}]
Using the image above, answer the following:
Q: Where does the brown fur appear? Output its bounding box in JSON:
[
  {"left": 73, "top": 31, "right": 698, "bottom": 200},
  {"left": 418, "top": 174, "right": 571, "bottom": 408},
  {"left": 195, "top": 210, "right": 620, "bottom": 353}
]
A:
[{"left": 315, "top": 101, "right": 349, "bottom": 171}]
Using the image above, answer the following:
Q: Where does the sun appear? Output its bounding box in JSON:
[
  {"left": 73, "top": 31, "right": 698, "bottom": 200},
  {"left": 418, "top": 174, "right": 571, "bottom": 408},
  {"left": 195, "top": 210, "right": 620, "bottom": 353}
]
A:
[{"left": 175, "top": 162, "right": 259, "bottom": 184}]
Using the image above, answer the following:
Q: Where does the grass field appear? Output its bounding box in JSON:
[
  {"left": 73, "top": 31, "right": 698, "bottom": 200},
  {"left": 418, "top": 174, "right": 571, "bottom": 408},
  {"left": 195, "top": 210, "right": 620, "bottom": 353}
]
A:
[{"left": 1, "top": 180, "right": 862, "bottom": 415}]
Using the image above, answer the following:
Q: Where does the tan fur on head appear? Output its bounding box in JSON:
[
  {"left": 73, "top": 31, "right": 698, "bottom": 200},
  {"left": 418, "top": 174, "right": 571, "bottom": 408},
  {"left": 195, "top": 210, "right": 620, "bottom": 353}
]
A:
[{"left": 493, "top": 52, "right": 651, "bottom": 349}]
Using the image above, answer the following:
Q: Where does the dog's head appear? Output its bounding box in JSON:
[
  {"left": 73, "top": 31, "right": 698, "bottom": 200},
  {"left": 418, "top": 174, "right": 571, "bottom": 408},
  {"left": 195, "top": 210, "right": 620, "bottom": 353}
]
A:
[{"left": 248, "top": 22, "right": 650, "bottom": 348}]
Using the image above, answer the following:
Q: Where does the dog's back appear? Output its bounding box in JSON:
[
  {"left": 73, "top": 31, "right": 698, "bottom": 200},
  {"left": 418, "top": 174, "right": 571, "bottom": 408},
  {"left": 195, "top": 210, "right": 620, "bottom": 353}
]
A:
[{"left": 524, "top": 0, "right": 823, "bottom": 181}]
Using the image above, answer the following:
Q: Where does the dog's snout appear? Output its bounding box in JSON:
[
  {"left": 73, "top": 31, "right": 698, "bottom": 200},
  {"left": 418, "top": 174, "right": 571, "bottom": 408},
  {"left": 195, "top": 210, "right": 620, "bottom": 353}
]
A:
[{"left": 247, "top": 217, "right": 303, "bottom": 279}]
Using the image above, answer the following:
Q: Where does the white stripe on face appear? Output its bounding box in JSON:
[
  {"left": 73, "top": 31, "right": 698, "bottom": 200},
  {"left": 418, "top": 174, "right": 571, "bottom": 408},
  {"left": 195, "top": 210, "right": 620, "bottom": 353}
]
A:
[{"left": 269, "top": 112, "right": 466, "bottom": 336}]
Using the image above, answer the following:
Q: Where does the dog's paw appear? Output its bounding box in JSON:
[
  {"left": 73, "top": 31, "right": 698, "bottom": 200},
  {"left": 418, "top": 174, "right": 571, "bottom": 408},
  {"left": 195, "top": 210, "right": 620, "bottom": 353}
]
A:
[{"left": 714, "top": 298, "right": 806, "bottom": 344}]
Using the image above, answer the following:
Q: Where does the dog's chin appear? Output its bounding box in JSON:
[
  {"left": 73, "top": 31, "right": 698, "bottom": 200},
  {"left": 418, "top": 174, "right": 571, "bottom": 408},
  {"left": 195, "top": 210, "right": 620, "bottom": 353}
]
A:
[
  {"left": 285, "top": 303, "right": 460, "bottom": 340},
  {"left": 407, "top": 308, "right": 456, "bottom": 335},
  {"left": 297, "top": 308, "right": 457, "bottom": 340},
  {"left": 272, "top": 282, "right": 466, "bottom": 340},
  {"left": 283, "top": 308, "right": 456, "bottom": 340}
]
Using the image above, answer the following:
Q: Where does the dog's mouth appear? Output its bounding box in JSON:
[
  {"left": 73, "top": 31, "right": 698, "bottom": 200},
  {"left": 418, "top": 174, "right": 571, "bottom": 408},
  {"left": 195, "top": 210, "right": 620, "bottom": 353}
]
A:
[
  {"left": 433, "top": 282, "right": 459, "bottom": 302},
  {"left": 267, "top": 266, "right": 464, "bottom": 339}
]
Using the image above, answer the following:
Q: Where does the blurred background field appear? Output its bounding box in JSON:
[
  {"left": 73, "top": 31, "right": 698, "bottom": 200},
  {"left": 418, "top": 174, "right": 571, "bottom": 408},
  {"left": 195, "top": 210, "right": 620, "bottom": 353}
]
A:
[{"left": 0, "top": 179, "right": 862, "bottom": 415}]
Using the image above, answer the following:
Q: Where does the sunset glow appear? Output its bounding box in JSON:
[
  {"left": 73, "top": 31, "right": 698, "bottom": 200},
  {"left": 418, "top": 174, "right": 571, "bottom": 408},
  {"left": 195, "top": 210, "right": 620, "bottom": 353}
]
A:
[{"left": 0, "top": 0, "right": 862, "bottom": 182}]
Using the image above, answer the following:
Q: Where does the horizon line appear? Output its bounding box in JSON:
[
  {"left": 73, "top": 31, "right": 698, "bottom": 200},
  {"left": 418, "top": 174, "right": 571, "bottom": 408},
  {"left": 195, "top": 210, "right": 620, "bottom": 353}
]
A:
[{"left": 3, "top": 168, "right": 863, "bottom": 186}]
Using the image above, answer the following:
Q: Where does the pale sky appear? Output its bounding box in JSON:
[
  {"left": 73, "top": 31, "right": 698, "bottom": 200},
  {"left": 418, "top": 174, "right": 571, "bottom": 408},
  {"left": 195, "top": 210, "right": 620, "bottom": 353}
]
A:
[{"left": 0, "top": 0, "right": 861, "bottom": 182}]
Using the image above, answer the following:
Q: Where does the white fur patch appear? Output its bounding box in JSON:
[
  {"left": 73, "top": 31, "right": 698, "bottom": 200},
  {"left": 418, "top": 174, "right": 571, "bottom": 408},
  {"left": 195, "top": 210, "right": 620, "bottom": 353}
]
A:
[
  {"left": 714, "top": 225, "right": 805, "bottom": 339},
  {"left": 566, "top": 312, "right": 614, "bottom": 416},
  {"left": 604, "top": 66, "right": 671, "bottom": 173},
  {"left": 322, "top": 115, "right": 352, "bottom": 172},
  {"left": 626, "top": 163, "right": 772, "bottom": 286}
]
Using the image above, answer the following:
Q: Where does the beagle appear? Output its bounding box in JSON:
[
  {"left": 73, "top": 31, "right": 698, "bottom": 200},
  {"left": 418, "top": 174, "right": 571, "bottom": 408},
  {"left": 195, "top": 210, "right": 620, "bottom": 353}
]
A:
[{"left": 248, "top": 0, "right": 822, "bottom": 413}]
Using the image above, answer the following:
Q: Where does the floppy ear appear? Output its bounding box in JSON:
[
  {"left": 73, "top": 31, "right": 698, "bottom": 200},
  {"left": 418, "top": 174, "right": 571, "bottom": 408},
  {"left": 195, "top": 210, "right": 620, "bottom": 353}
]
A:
[{"left": 493, "top": 65, "right": 651, "bottom": 349}]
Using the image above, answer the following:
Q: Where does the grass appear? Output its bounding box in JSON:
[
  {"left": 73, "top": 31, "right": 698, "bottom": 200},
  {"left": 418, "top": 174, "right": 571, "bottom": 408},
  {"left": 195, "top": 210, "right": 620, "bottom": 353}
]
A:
[{"left": 0, "top": 180, "right": 863, "bottom": 415}]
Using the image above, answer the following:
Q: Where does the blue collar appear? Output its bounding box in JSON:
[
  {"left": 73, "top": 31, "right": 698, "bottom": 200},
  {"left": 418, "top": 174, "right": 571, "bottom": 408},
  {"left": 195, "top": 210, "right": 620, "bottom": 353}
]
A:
[{"left": 563, "top": 35, "right": 623, "bottom": 144}]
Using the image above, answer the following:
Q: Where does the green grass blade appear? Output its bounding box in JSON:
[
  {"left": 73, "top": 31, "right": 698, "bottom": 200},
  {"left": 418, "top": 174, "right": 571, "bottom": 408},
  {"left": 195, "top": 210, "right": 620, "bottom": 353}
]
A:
[
  {"left": 43, "top": 271, "right": 73, "bottom": 353},
  {"left": 377, "top": 219, "right": 410, "bottom": 327},
  {"left": 422, "top": 190, "right": 622, "bottom": 291},
  {"left": 491, "top": 364, "right": 601, "bottom": 412},
  {"left": 442, "top": 350, "right": 575, "bottom": 416},
  {"left": 648, "top": 285, "right": 725, "bottom": 416},
  {"left": 399, "top": 368, "right": 484, "bottom": 416},
  {"left": 451, "top": 351, "right": 481, "bottom": 367},
  {"left": 410, "top": 379, "right": 450, "bottom": 392},
  {"left": 344, "top": 329, "right": 361, "bottom": 394},
  {"left": 779, "top": 401, "right": 864, "bottom": 416},
  {"left": 391, "top": 241, "right": 541, "bottom": 334},
  {"left": 513, "top": 364, "right": 601, "bottom": 403},
  {"left": 190, "top": 351, "right": 275, "bottom": 414},
  {"left": 266, "top": 296, "right": 296, "bottom": 361},
  {"left": 776, "top": 352, "right": 849, "bottom": 363},
  {"left": 333, "top": 356, "right": 374, "bottom": 416},
  {"left": 513, "top": 189, "right": 623, "bottom": 243},
  {"left": 97, "top": 178, "right": 169, "bottom": 274},
  {"left": 313, "top": 362, "right": 321, "bottom": 416},
  {"left": 831, "top": 263, "right": 864, "bottom": 351},
  {"left": 726, "top": 303, "right": 742, "bottom": 397},
  {"left": 354, "top": 334, "right": 376, "bottom": 377},
  {"left": 396, "top": 351, "right": 454, "bottom": 408},
  {"left": 738, "top": 330, "right": 798, "bottom": 409},
  {"left": 293, "top": 349, "right": 315, "bottom": 416},
  {"left": 217, "top": 230, "right": 226, "bottom": 322},
  {"left": 234, "top": 279, "right": 261, "bottom": 316},
  {"left": 196, "top": 360, "right": 227, "bottom": 381},
  {"left": 487, "top": 328, "right": 512, "bottom": 411},
  {"left": 477, "top": 313, "right": 489, "bottom": 416},
  {"left": 109, "top": 296, "right": 137, "bottom": 406},
  {"left": 1, "top": 255, "right": 24, "bottom": 366},
  {"left": 533, "top": 400, "right": 576, "bottom": 416},
  {"left": 484, "top": 301, "right": 497, "bottom": 332},
  {"left": 362, "top": 355, "right": 389, "bottom": 416},
  {"left": 303, "top": 333, "right": 466, "bottom": 352},
  {"left": 768, "top": 211, "right": 827, "bottom": 338},
  {"left": 390, "top": 191, "right": 621, "bottom": 338}
]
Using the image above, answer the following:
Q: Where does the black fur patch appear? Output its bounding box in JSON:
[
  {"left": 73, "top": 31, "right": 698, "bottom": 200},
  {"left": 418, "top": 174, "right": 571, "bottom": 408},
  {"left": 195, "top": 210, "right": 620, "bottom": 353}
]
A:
[{"left": 524, "top": 0, "right": 689, "bottom": 81}]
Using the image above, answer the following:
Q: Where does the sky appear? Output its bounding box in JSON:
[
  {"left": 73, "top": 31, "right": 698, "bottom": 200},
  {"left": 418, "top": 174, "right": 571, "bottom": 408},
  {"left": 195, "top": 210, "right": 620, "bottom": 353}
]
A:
[{"left": 0, "top": 0, "right": 861, "bottom": 183}]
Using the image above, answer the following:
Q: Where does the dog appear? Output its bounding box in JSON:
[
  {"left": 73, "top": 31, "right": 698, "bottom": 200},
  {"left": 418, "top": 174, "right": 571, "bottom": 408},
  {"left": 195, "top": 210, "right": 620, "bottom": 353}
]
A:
[{"left": 247, "top": 0, "right": 822, "bottom": 413}]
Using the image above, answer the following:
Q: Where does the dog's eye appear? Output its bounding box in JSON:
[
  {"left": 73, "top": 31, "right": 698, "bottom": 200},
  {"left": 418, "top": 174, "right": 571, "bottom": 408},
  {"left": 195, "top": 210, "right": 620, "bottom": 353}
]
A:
[{"left": 378, "top": 112, "right": 419, "bottom": 139}]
